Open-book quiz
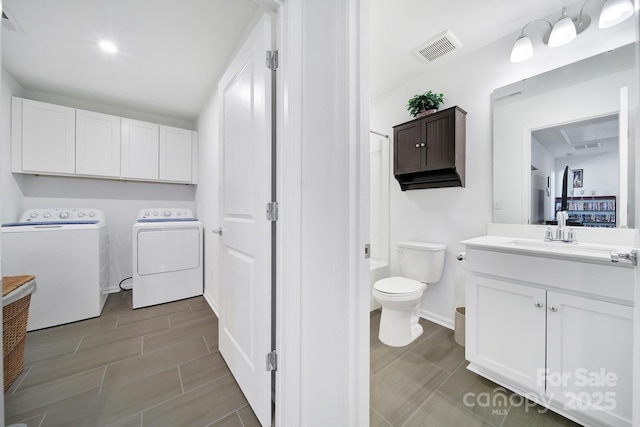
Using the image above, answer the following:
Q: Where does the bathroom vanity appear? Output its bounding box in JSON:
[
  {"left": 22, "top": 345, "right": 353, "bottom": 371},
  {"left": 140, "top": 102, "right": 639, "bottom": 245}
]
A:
[{"left": 462, "top": 224, "right": 636, "bottom": 427}]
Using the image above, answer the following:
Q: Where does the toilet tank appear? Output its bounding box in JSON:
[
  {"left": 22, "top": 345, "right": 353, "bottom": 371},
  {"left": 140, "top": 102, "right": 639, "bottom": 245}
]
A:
[{"left": 398, "top": 241, "right": 446, "bottom": 283}]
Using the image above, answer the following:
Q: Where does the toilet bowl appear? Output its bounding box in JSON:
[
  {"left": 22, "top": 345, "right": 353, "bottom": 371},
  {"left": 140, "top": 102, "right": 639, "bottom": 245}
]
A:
[{"left": 373, "top": 241, "right": 446, "bottom": 347}]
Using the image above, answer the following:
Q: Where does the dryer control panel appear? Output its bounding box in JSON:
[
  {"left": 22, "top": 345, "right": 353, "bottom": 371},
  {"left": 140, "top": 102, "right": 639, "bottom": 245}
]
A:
[
  {"left": 19, "top": 208, "right": 106, "bottom": 224},
  {"left": 137, "top": 208, "right": 196, "bottom": 221}
]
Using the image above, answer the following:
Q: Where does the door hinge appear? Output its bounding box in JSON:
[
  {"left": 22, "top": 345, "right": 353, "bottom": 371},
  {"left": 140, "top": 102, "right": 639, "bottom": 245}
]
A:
[
  {"left": 266, "top": 351, "right": 277, "bottom": 371},
  {"left": 266, "top": 202, "right": 279, "bottom": 221},
  {"left": 266, "top": 50, "right": 278, "bottom": 71}
]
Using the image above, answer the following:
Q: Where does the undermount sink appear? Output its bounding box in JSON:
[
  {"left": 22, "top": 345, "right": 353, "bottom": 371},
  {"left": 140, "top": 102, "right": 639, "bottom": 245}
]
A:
[
  {"left": 461, "top": 234, "right": 634, "bottom": 265},
  {"left": 506, "top": 239, "right": 617, "bottom": 256}
]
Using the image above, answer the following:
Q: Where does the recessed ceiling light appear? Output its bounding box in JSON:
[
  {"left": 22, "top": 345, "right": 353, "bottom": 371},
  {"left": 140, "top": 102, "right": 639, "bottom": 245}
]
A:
[{"left": 99, "top": 40, "right": 118, "bottom": 54}]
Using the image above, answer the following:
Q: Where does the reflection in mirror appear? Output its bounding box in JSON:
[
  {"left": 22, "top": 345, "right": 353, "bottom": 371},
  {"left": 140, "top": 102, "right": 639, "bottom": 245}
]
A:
[
  {"left": 530, "top": 114, "right": 619, "bottom": 227},
  {"left": 492, "top": 43, "right": 636, "bottom": 228}
]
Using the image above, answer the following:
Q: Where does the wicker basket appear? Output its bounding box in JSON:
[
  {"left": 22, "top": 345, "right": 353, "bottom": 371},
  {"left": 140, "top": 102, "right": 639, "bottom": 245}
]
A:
[{"left": 3, "top": 293, "right": 31, "bottom": 390}]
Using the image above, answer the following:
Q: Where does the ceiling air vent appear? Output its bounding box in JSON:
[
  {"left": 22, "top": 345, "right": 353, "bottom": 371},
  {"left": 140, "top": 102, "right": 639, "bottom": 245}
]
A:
[
  {"left": 412, "top": 30, "right": 462, "bottom": 63},
  {"left": 2, "top": 7, "right": 25, "bottom": 33}
]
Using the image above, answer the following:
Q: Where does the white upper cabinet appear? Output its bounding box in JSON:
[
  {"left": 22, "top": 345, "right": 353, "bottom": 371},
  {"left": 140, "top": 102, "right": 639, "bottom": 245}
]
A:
[
  {"left": 76, "top": 109, "right": 121, "bottom": 177},
  {"left": 19, "top": 98, "right": 76, "bottom": 174},
  {"left": 159, "top": 125, "right": 193, "bottom": 183},
  {"left": 12, "top": 97, "right": 196, "bottom": 184},
  {"left": 121, "top": 118, "right": 159, "bottom": 180}
]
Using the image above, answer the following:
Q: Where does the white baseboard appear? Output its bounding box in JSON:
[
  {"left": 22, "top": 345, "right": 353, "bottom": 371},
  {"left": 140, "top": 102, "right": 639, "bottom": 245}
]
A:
[
  {"left": 420, "top": 308, "right": 454, "bottom": 330},
  {"left": 203, "top": 291, "right": 219, "bottom": 317},
  {"left": 106, "top": 285, "right": 122, "bottom": 294}
]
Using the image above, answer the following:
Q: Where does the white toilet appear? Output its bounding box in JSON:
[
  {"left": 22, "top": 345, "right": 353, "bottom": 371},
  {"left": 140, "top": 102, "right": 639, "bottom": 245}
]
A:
[{"left": 373, "top": 241, "right": 446, "bottom": 347}]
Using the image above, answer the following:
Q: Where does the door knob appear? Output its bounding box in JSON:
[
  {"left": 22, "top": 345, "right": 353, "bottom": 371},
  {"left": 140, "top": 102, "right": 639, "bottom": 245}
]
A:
[{"left": 212, "top": 227, "right": 223, "bottom": 235}]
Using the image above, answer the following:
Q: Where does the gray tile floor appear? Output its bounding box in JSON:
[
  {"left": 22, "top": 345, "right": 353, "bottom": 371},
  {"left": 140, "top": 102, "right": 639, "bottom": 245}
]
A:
[
  {"left": 6, "top": 293, "right": 585, "bottom": 427},
  {"left": 369, "top": 309, "right": 583, "bottom": 427},
  {"left": 5, "top": 291, "right": 260, "bottom": 427}
]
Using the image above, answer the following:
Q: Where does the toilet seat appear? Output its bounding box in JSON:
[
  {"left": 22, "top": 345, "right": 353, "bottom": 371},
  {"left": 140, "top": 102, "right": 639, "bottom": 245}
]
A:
[{"left": 373, "top": 277, "right": 425, "bottom": 301}]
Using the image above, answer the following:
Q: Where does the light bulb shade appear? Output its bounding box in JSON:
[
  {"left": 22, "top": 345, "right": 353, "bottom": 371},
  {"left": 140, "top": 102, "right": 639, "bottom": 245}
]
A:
[
  {"left": 510, "top": 35, "right": 533, "bottom": 63},
  {"left": 549, "top": 12, "right": 577, "bottom": 47},
  {"left": 599, "top": 0, "right": 634, "bottom": 28}
]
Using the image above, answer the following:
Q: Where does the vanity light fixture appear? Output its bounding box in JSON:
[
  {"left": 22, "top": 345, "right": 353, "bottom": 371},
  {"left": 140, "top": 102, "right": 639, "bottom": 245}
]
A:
[
  {"left": 509, "top": 0, "right": 634, "bottom": 63},
  {"left": 548, "top": 7, "right": 577, "bottom": 47},
  {"left": 509, "top": 20, "right": 552, "bottom": 63},
  {"left": 99, "top": 40, "right": 118, "bottom": 54},
  {"left": 599, "top": 0, "right": 635, "bottom": 27}
]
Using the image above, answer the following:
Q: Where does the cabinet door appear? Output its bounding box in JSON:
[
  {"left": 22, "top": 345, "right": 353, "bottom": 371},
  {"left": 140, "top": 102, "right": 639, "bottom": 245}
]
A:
[
  {"left": 467, "top": 276, "right": 546, "bottom": 393},
  {"left": 76, "top": 109, "right": 121, "bottom": 177},
  {"left": 546, "top": 292, "right": 633, "bottom": 426},
  {"left": 394, "top": 120, "right": 422, "bottom": 175},
  {"left": 422, "top": 109, "right": 455, "bottom": 171},
  {"left": 121, "top": 118, "right": 159, "bottom": 180},
  {"left": 159, "top": 125, "right": 193, "bottom": 183},
  {"left": 22, "top": 99, "right": 76, "bottom": 174}
]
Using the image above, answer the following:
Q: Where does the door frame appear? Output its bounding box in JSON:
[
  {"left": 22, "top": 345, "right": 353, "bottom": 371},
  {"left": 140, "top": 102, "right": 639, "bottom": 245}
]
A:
[{"left": 259, "top": 0, "right": 370, "bottom": 425}]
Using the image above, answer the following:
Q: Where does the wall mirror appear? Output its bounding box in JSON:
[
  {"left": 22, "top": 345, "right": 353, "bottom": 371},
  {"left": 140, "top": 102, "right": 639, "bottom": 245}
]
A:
[{"left": 492, "top": 43, "right": 636, "bottom": 228}]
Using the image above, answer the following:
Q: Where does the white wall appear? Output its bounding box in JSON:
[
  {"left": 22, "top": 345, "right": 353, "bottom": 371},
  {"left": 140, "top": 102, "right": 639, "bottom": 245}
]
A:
[
  {"left": 0, "top": 77, "right": 197, "bottom": 291},
  {"left": 554, "top": 151, "right": 619, "bottom": 198},
  {"left": 371, "top": 17, "right": 636, "bottom": 328},
  {"left": 195, "top": 89, "right": 220, "bottom": 313},
  {"left": 1, "top": 68, "right": 25, "bottom": 223}
]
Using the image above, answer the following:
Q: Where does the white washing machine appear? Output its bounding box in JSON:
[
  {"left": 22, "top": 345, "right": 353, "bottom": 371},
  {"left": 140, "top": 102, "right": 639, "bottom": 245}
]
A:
[
  {"left": 132, "top": 208, "right": 203, "bottom": 309},
  {"left": 1, "top": 208, "right": 109, "bottom": 331}
]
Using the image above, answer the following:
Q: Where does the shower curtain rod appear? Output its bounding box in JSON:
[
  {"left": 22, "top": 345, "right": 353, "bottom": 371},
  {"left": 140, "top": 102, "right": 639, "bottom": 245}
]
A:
[{"left": 369, "top": 130, "right": 389, "bottom": 139}]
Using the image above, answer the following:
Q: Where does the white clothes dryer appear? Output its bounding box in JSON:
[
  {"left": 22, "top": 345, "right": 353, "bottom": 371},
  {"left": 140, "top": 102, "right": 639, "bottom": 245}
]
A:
[
  {"left": 1, "top": 208, "right": 109, "bottom": 331},
  {"left": 132, "top": 208, "right": 203, "bottom": 309}
]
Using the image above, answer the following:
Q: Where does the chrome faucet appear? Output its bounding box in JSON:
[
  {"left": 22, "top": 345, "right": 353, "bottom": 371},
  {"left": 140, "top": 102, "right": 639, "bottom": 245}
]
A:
[
  {"left": 545, "top": 165, "right": 576, "bottom": 243},
  {"left": 546, "top": 210, "right": 576, "bottom": 242}
]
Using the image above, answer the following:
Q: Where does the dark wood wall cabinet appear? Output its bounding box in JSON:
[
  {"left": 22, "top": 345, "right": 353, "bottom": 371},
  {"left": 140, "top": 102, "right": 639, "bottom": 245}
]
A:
[{"left": 393, "top": 106, "right": 466, "bottom": 191}]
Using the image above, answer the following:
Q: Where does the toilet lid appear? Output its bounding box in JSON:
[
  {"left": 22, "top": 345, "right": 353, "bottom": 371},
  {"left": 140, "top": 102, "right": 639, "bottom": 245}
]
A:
[{"left": 374, "top": 277, "right": 424, "bottom": 294}]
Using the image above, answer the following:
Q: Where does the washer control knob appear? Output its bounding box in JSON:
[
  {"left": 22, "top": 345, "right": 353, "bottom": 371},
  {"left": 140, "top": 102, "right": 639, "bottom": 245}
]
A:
[
  {"left": 176, "top": 211, "right": 181, "bottom": 216},
  {"left": 30, "top": 213, "right": 38, "bottom": 219},
  {"left": 78, "top": 212, "right": 85, "bottom": 218},
  {"left": 59, "top": 212, "right": 70, "bottom": 219},
  {"left": 164, "top": 211, "right": 171, "bottom": 217},
  {"left": 43, "top": 213, "right": 51, "bottom": 218},
  {"left": 89, "top": 212, "right": 95, "bottom": 217},
  {"left": 144, "top": 211, "right": 150, "bottom": 216},
  {"left": 153, "top": 211, "right": 158, "bottom": 216}
]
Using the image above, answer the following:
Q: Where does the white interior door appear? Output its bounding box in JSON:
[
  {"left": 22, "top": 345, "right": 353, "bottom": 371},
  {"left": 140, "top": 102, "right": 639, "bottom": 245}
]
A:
[{"left": 218, "top": 13, "right": 273, "bottom": 427}]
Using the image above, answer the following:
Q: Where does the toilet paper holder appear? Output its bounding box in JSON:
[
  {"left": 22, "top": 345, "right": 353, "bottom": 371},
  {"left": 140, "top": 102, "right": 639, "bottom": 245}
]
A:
[{"left": 456, "top": 252, "right": 466, "bottom": 261}]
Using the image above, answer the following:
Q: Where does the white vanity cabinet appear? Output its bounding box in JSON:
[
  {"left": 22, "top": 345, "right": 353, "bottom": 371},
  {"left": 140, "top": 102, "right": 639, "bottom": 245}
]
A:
[
  {"left": 13, "top": 98, "right": 76, "bottom": 174},
  {"left": 121, "top": 118, "right": 159, "bottom": 180},
  {"left": 159, "top": 125, "right": 194, "bottom": 183},
  {"left": 465, "top": 245, "right": 634, "bottom": 427},
  {"left": 76, "top": 109, "right": 121, "bottom": 177}
]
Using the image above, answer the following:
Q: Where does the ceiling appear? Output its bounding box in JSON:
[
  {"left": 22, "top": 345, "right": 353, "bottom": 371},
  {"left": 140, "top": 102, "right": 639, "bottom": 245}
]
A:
[
  {"left": 2, "top": 0, "right": 607, "bottom": 122},
  {"left": 532, "top": 115, "right": 619, "bottom": 159},
  {"left": 369, "top": 0, "right": 569, "bottom": 98},
  {"left": 1, "top": 0, "right": 260, "bottom": 123}
]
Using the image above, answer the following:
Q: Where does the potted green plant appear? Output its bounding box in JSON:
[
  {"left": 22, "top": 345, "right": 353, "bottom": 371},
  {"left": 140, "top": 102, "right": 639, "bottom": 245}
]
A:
[{"left": 407, "top": 91, "right": 445, "bottom": 118}]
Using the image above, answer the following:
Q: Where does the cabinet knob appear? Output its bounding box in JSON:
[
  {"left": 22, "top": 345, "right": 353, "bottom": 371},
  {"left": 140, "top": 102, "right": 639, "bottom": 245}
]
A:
[
  {"left": 420, "top": 143, "right": 425, "bottom": 147},
  {"left": 534, "top": 301, "right": 543, "bottom": 308},
  {"left": 549, "top": 305, "right": 558, "bottom": 312},
  {"left": 415, "top": 144, "right": 420, "bottom": 148}
]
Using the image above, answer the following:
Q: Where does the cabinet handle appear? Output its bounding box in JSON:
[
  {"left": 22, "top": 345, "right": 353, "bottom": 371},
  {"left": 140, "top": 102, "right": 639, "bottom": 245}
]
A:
[
  {"left": 549, "top": 305, "right": 558, "bottom": 312},
  {"left": 534, "top": 301, "right": 543, "bottom": 308},
  {"left": 420, "top": 143, "right": 425, "bottom": 147}
]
